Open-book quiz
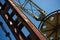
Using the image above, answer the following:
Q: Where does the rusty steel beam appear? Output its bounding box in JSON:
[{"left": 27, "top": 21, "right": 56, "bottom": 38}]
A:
[{"left": 7, "top": 0, "right": 47, "bottom": 40}]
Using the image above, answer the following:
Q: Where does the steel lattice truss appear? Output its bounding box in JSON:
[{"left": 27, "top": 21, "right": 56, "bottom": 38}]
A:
[
  {"left": 0, "top": 0, "right": 46, "bottom": 40},
  {"left": 13, "top": 0, "right": 47, "bottom": 21},
  {"left": 0, "top": 0, "right": 60, "bottom": 40}
]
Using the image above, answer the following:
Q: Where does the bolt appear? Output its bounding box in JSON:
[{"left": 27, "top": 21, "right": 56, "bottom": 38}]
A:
[{"left": 0, "top": 6, "right": 2, "bottom": 10}]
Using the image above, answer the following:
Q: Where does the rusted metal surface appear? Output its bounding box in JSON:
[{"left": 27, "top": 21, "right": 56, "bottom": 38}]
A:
[
  {"left": 0, "top": 0, "right": 47, "bottom": 40},
  {"left": 8, "top": 0, "right": 47, "bottom": 40}
]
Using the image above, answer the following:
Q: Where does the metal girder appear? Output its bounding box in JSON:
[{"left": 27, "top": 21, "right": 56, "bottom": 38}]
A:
[{"left": 0, "top": 0, "right": 47, "bottom": 40}]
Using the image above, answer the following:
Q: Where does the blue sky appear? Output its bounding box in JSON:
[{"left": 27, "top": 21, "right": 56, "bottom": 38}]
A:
[
  {"left": 0, "top": 0, "right": 60, "bottom": 40},
  {"left": 33, "top": 0, "right": 60, "bottom": 13}
]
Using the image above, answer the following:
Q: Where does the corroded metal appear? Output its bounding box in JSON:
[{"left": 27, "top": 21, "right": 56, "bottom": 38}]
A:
[{"left": 0, "top": 0, "right": 47, "bottom": 40}]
